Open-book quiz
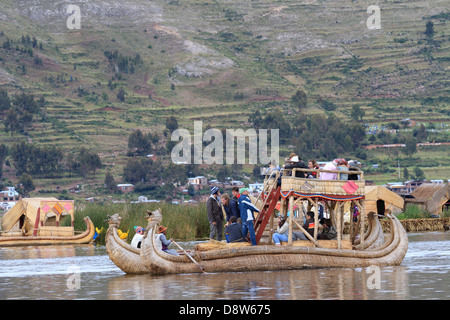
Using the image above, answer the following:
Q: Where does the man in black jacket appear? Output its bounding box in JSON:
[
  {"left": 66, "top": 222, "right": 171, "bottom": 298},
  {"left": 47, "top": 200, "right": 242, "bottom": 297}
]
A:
[
  {"left": 207, "top": 186, "right": 223, "bottom": 241},
  {"left": 284, "top": 156, "right": 309, "bottom": 178}
]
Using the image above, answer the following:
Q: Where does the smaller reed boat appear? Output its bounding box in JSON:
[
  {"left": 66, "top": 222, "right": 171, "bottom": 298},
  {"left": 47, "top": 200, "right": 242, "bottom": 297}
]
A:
[{"left": 0, "top": 198, "right": 95, "bottom": 246}]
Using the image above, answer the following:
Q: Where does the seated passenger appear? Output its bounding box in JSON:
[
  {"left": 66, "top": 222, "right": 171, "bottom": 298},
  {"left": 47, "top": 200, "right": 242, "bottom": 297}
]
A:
[
  {"left": 318, "top": 219, "right": 337, "bottom": 240},
  {"left": 155, "top": 225, "right": 179, "bottom": 256},
  {"left": 271, "top": 215, "right": 290, "bottom": 246},
  {"left": 131, "top": 226, "right": 145, "bottom": 249},
  {"left": 308, "top": 159, "right": 319, "bottom": 179},
  {"left": 284, "top": 156, "right": 309, "bottom": 178},
  {"left": 224, "top": 216, "right": 246, "bottom": 243},
  {"left": 319, "top": 159, "right": 339, "bottom": 180},
  {"left": 338, "top": 160, "right": 349, "bottom": 180},
  {"left": 302, "top": 211, "right": 316, "bottom": 239},
  {"left": 347, "top": 160, "right": 360, "bottom": 180},
  {"left": 265, "top": 161, "right": 281, "bottom": 177}
]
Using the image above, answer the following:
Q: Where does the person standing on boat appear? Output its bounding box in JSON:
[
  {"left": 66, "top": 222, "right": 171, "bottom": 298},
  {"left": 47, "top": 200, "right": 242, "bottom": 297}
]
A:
[
  {"left": 221, "top": 193, "right": 239, "bottom": 226},
  {"left": 238, "top": 188, "right": 259, "bottom": 246},
  {"left": 155, "top": 225, "right": 179, "bottom": 256},
  {"left": 207, "top": 186, "right": 223, "bottom": 241},
  {"left": 231, "top": 187, "right": 241, "bottom": 223}
]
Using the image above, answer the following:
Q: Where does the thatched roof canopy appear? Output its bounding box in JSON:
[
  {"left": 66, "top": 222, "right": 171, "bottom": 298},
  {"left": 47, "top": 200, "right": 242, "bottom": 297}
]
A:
[{"left": 407, "top": 184, "right": 450, "bottom": 215}]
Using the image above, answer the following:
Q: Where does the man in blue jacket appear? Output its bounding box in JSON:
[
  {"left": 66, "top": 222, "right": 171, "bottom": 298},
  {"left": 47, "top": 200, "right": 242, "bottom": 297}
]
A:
[{"left": 238, "top": 188, "right": 259, "bottom": 246}]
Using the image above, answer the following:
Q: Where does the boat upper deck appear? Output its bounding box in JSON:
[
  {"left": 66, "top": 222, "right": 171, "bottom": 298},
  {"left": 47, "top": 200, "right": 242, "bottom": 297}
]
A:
[{"left": 264, "top": 168, "right": 365, "bottom": 198}]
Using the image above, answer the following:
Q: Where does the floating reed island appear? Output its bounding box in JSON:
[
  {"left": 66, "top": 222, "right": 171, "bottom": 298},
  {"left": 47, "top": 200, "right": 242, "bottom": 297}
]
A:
[{"left": 106, "top": 167, "right": 409, "bottom": 275}]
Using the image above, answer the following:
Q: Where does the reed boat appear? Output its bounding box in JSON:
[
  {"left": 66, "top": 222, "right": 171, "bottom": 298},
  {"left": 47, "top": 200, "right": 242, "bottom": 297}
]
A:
[
  {"left": 0, "top": 198, "right": 95, "bottom": 246},
  {"left": 106, "top": 166, "right": 408, "bottom": 275},
  {"left": 106, "top": 209, "right": 408, "bottom": 275}
]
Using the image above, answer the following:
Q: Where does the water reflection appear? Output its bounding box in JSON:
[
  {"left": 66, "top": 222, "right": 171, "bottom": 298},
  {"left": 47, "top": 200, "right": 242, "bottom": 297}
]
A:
[
  {"left": 105, "top": 266, "right": 411, "bottom": 300},
  {"left": 0, "top": 232, "right": 448, "bottom": 300}
]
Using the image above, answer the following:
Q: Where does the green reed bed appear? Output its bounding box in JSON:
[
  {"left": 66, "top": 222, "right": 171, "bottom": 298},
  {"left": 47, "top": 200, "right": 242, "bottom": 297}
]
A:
[{"left": 72, "top": 202, "right": 210, "bottom": 244}]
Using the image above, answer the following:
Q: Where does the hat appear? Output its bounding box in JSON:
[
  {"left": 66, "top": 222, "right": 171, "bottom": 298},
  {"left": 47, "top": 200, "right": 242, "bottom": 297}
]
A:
[
  {"left": 211, "top": 186, "right": 220, "bottom": 195},
  {"left": 158, "top": 225, "right": 167, "bottom": 234},
  {"left": 134, "top": 226, "right": 144, "bottom": 234},
  {"left": 239, "top": 188, "right": 248, "bottom": 194},
  {"left": 348, "top": 160, "right": 358, "bottom": 166}
]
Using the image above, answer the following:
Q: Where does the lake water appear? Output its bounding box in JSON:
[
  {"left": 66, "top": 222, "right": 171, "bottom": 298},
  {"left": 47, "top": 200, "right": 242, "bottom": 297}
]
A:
[{"left": 0, "top": 231, "right": 448, "bottom": 300}]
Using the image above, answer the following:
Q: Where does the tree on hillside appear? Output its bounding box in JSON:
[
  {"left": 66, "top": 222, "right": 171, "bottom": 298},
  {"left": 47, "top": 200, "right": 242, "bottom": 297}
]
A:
[
  {"left": 413, "top": 167, "right": 425, "bottom": 181},
  {"left": 425, "top": 20, "right": 435, "bottom": 38},
  {"left": 248, "top": 109, "right": 291, "bottom": 142},
  {"left": 403, "top": 167, "right": 409, "bottom": 181},
  {"left": 104, "top": 169, "right": 116, "bottom": 192},
  {"left": 2, "top": 93, "right": 42, "bottom": 136},
  {"left": 123, "top": 157, "right": 162, "bottom": 184},
  {"left": 165, "top": 116, "right": 179, "bottom": 132},
  {"left": 413, "top": 124, "right": 428, "bottom": 142},
  {"left": 0, "top": 144, "right": 8, "bottom": 179},
  {"left": 10, "top": 142, "right": 64, "bottom": 177},
  {"left": 123, "top": 158, "right": 147, "bottom": 184},
  {"left": 75, "top": 148, "right": 102, "bottom": 178},
  {"left": 350, "top": 105, "right": 365, "bottom": 122},
  {"left": 117, "top": 88, "right": 126, "bottom": 102},
  {"left": 17, "top": 173, "right": 35, "bottom": 196},
  {"left": 291, "top": 89, "right": 307, "bottom": 112},
  {"left": 288, "top": 113, "right": 366, "bottom": 160},
  {"left": 403, "top": 135, "right": 417, "bottom": 157},
  {"left": 128, "top": 129, "right": 158, "bottom": 156},
  {"left": 0, "top": 89, "right": 11, "bottom": 114}
]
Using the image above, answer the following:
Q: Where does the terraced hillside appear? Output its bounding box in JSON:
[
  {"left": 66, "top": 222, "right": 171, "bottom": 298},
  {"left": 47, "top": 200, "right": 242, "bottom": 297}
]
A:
[{"left": 0, "top": 0, "right": 448, "bottom": 191}]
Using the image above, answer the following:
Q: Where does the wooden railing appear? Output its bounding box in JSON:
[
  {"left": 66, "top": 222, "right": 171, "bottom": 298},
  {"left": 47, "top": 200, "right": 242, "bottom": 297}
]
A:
[{"left": 283, "top": 167, "right": 365, "bottom": 181}]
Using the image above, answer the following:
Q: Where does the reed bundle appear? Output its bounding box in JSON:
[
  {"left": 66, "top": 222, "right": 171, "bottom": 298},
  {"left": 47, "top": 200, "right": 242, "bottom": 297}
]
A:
[
  {"left": 193, "top": 239, "right": 352, "bottom": 251},
  {"left": 381, "top": 217, "right": 450, "bottom": 232},
  {"left": 194, "top": 239, "right": 251, "bottom": 251}
]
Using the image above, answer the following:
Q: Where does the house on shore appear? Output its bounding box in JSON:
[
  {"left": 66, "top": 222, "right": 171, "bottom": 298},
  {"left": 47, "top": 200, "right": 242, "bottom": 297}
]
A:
[{"left": 404, "top": 184, "right": 450, "bottom": 217}]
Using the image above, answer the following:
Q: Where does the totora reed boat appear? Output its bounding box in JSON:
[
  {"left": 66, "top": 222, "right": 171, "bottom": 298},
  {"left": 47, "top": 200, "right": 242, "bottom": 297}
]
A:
[
  {"left": 106, "top": 167, "right": 408, "bottom": 275},
  {"left": 106, "top": 209, "right": 408, "bottom": 275},
  {"left": 0, "top": 198, "right": 95, "bottom": 246}
]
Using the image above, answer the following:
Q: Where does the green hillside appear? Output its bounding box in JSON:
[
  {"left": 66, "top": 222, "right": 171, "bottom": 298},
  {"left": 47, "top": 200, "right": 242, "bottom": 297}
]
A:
[{"left": 0, "top": 0, "right": 449, "bottom": 198}]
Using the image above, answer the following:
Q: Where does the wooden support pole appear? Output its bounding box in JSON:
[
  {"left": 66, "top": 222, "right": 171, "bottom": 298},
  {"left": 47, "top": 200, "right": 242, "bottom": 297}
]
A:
[
  {"left": 314, "top": 198, "right": 319, "bottom": 240},
  {"left": 350, "top": 201, "right": 354, "bottom": 243},
  {"left": 336, "top": 202, "right": 342, "bottom": 249},
  {"left": 288, "top": 195, "right": 294, "bottom": 245},
  {"left": 269, "top": 210, "right": 275, "bottom": 245},
  {"left": 359, "top": 201, "right": 365, "bottom": 247}
]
